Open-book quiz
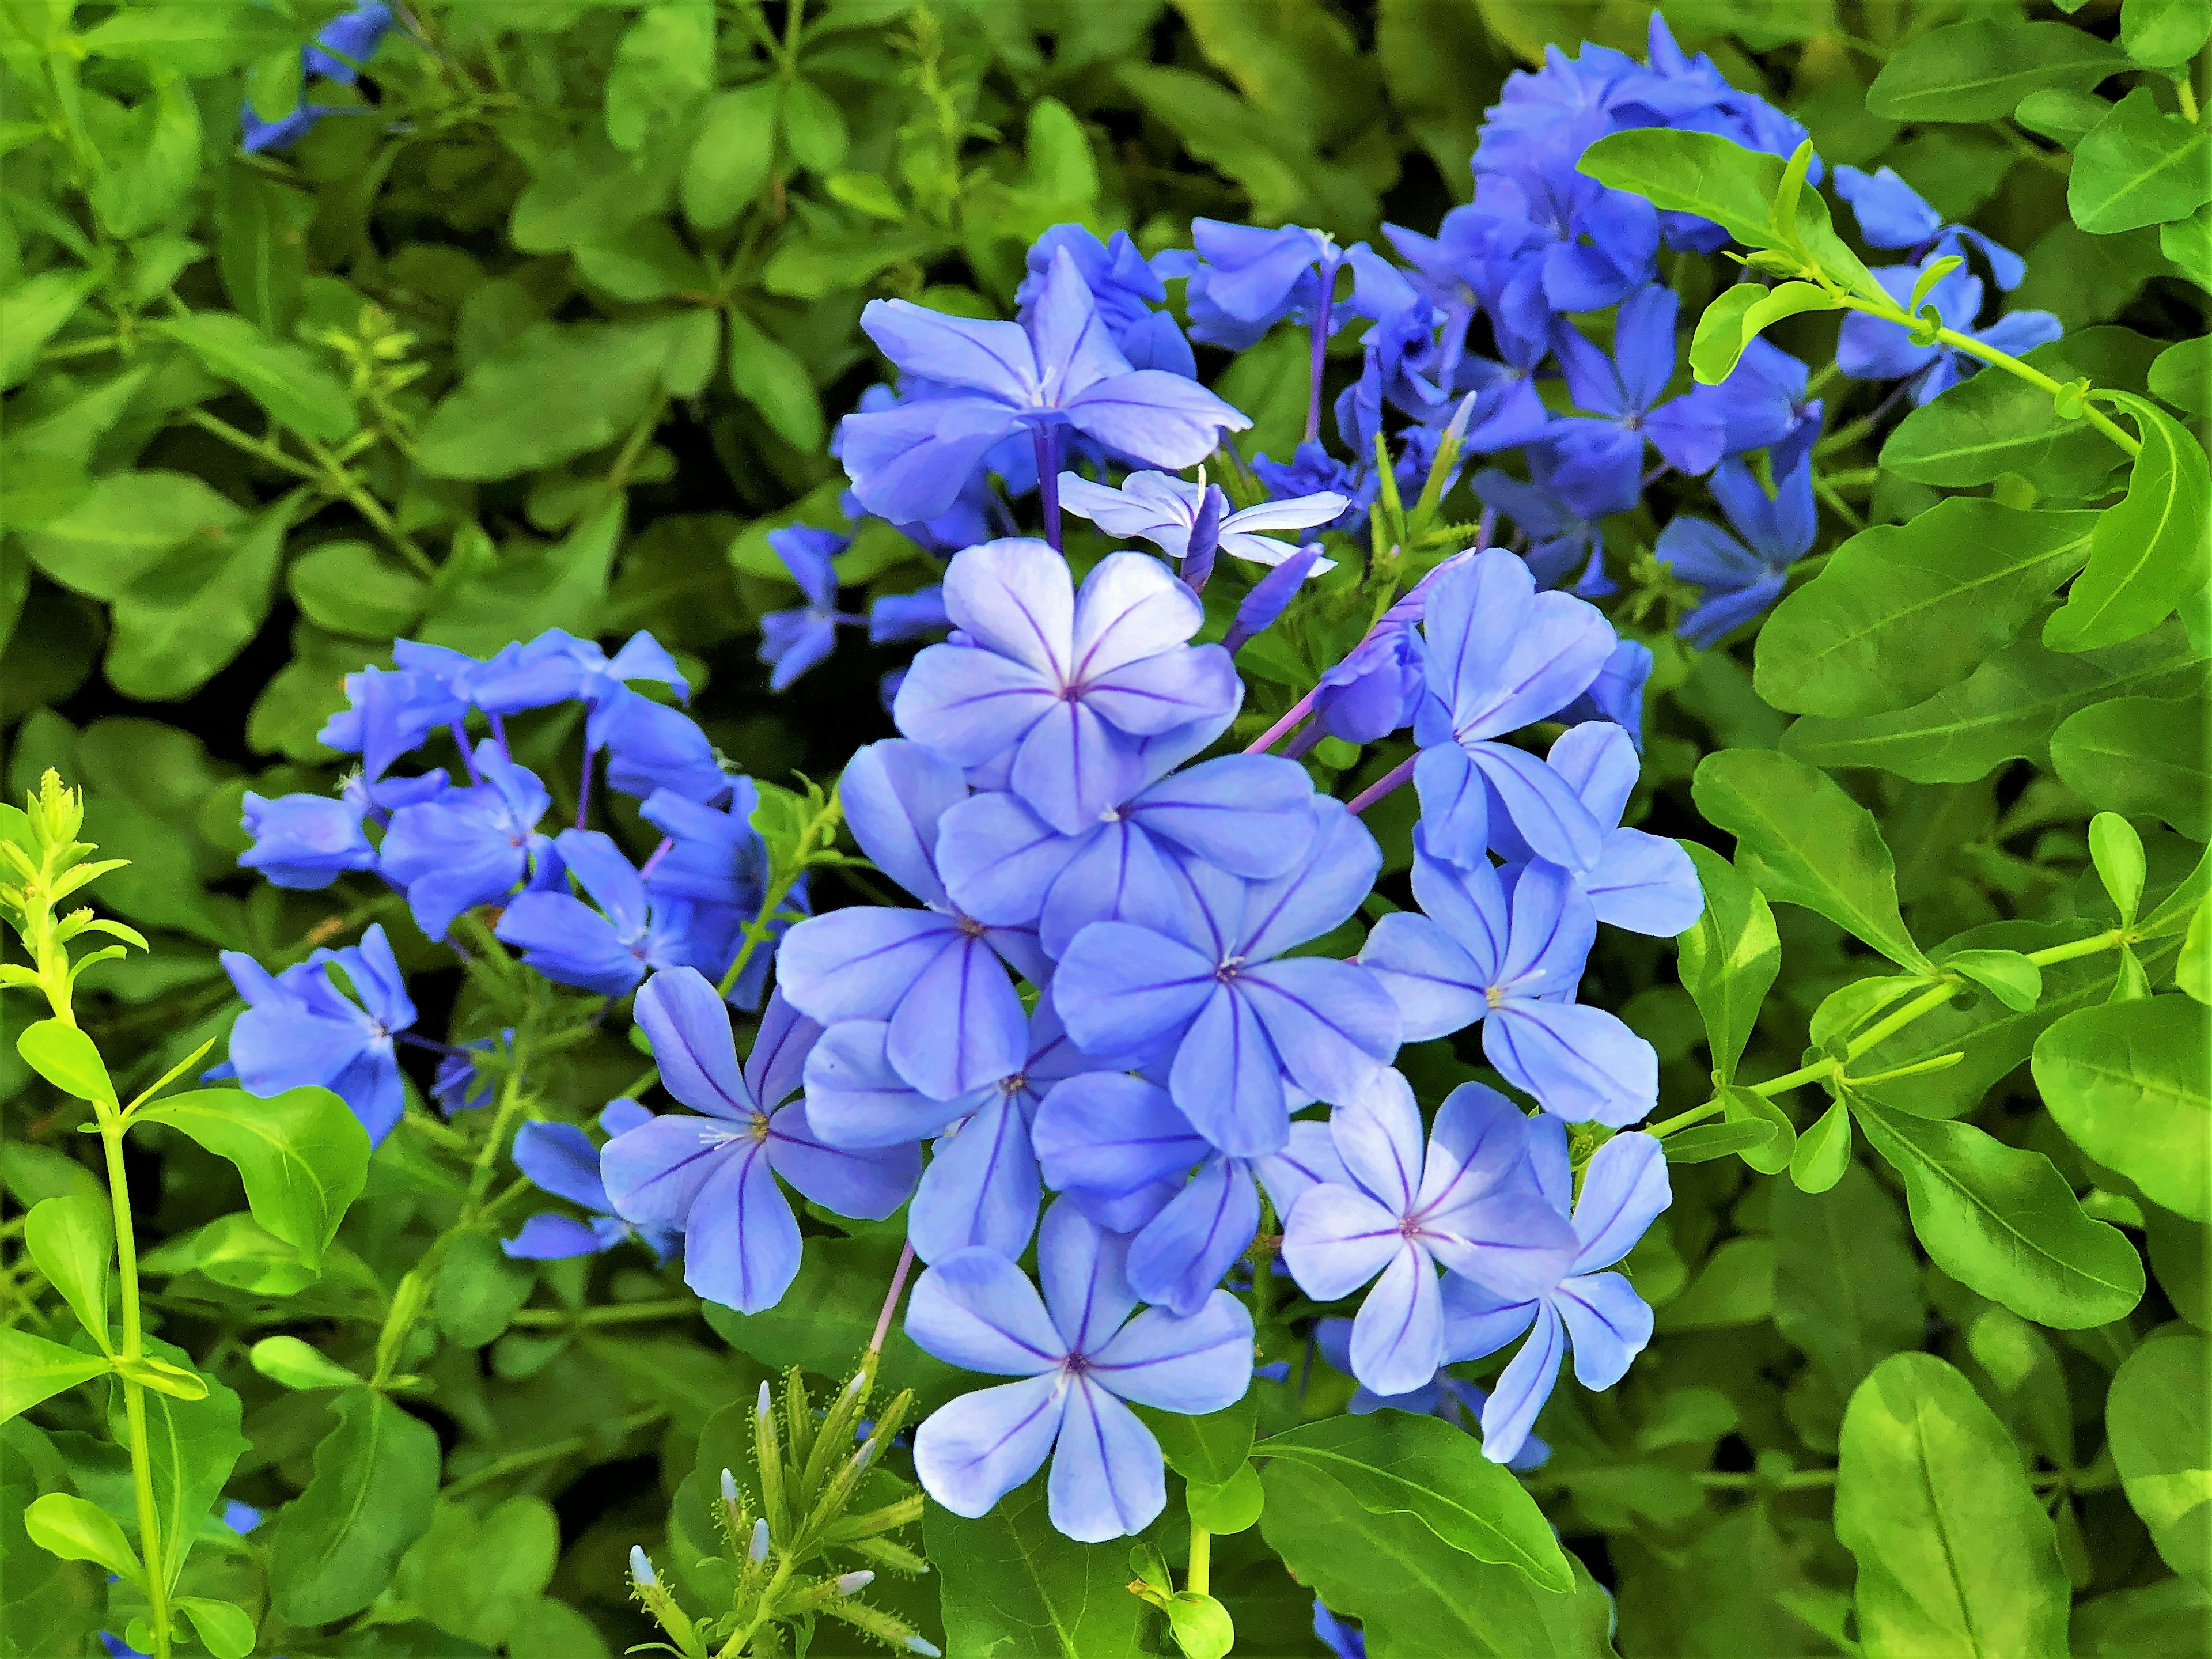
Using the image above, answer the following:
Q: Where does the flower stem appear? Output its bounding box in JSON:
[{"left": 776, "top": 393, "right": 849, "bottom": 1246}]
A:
[
  {"left": 1035, "top": 427, "right": 1063, "bottom": 551},
  {"left": 1345, "top": 753, "right": 1418, "bottom": 816},
  {"left": 1187, "top": 1518, "right": 1212, "bottom": 1597},
  {"left": 868, "top": 1241, "right": 917, "bottom": 1356},
  {"left": 509, "top": 1298, "right": 701, "bottom": 1329},
  {"left": 1246, "top": 688, "right": 1319, "bottom": 754},
  {"left": 103, "top": 1117, "right": 172, "bottom": 1659}
]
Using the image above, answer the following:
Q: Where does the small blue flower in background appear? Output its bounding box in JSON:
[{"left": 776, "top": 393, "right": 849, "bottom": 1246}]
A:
[
  {"left": 1281, "top": 1072, "right": 1575, "bottom": 1396},
  {"left": 1225, "top": 545, "right": 1325, "bottom": 656},
  {"left": 760, "top": 525, "right": 863, "bottom": 690},
  {"left": 1052, "top": 798, "right": 1401, "bottom": 1157},
  {"left": 1309, "top": 1318, "right": 1550, "bottom": 1471},
  {"left": 1835, "top": 164, "right": 2027, "bottom": 290},
  {"left": 1312, "top": 1600, "right": 1368, "bottom": 1659},
  {"left": 1057, "top": 469, "right": 1348, "bottom": 574},
  {"left": 1408, "top": 550, "right": 1616, "bottom": 869},
  {"left": 495, "top": 829, "right": 697, "bottom": 998},
  {"left": 638, "top": 781, "right": 799, "bottom": 1009},
  {"left": 1359, "top": 849, "right": 1660, "bottom": 1127},
  {"left": 776, "top": 741, "right": 1048, "bottom": 1102},
  {"left": 240, "top": 1, "right": 393, "bottom": 153},
  {"left": 595, "top": 691, "right": 730, "bottom": 806},
  {"left": 869, "top": 585, "right": 949, "bottom": 645},
  {"left": 1560, "top": 637, "right": 1654, "bottom": 749},
  {"left": 505, "top": 1101, "right": 681, "bottom": 1263},
  {"left": 1017, "top": 225, "right": 1194, "bottom": 376},
  {"left": 378, "top": 742, "right": 554, "bottom": 942},
  {"left": 1655, "top": 455, "right": 1818, "bottom": 647},
  {"left": 891, "top": 539, "right": 1241, "bottom": 835},
  {"left": 1443, "top": 1123, "right": 1671, "bottom": 1464},
  {"left": 1486, "top": 723, "right": 1701, "bottom": 936},
  {"left": 839, "top": 248, "right": 1249, "bottom": 524},
  {"left": 469, "top": 630, "right": 689, "bottom": 727},
  {"left": 1471, "top": 452, "right": 1615, "bottom": 595},
  {"left": 220, "top": 923, "right": 416, "bottom": 1146},
  {"left": 601, "top": 971, "right": 916, "bottom": 1313},
  {"left": 906, "top": 1200, "right": 1253, "bottom": 1542},
  {"left": 1836, "top": 255, "right": 2061, "bottom": 405},
  {"left": 1698, "top": 338, "right": 1824, "bottom": 479},
  {"left": 1544, "top": 284, "right": 1726, "bottom": 514},
  {"left": 319, "top": 660, "right": 467, "bottom": 790},
  {"left": 240, "top": 791, "right": 376, "bottom": 890},
  {"left": 432, "top": 1033, "right": 504, "bottom": 1116},
  {"left": 1156, "top": 220, "right": 1349, "bottom": 351}
]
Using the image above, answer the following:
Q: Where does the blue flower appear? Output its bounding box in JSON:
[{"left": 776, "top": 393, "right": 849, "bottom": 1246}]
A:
[
  {"left": 596, "top": 694, "right": 730, "bottom": 806},
  {"left": 1032, "top": 1075, "right": 1349, "bottom": 1317},
  {"left": 869, "top": 586, "right": 950, "bottom": 645},
  {"left": 432, "top": 1033, "right": 504, "bottom": 1115},
  {"left": 840, "top": 248, "right": 1249, "bottom": 523},
  {"left": 1251, "top": 441, "right": 1378, "bottom": 534},
  {"left": 469, "top": 630, "right": 688, "bottom": 728},
  {"left": 1311, "top": 619, "right": 1426, "bottom": 746},
  {"left": 1058, "top": 469, "right": 1347, "bottom": 574},
  {"left": 1157, "top": 221, "right": 1349, "bottom": 350},
  {"left": 601, "top": 971, "right": 916, "bottom": 1313},
  {"left": 1408, "top": 550, "right": 1616, "bottom": 869},
  {"left": 1312, "top": 1601, "right": 1368, "bottom": 1659},
  {"left": 1442, "top": 1123, "right": 1671, "bottom": 1464},
  {"left": 905, "top": 1199, "right": 1253, "bottom": 1542},
  {"left": 637, "top": 782, "right": 797, "bottom": 1008},
  {"left": 1310, "top": 1318, "right": 1550, "bottom": 1469},
  {"left": 319, "top": 661, "right": 467, "bottom": 790},
  {"left": 1544, "top": 284, "right": 1726, "bottom": 515},
  {"left": 1281, "top": 1073, "right": 1574, "bottom": 1396},
  {"left": 239, "top": 791, "right": 376, "bottom": 889},
  {"left": 1836, "top": 256, "right": 2062, "bottom": 405},
  {"left": 1225, "top": 546, "right": 1325, "bottom": 656},
  {"left": 1835, "top": 164, "right": 2025, "bottom": 290},
  {"left": 1017, "top": 225, "right": 1194, "bottom": 376},
  {"left": 1359, "top": 847, "right": 1658, "bottom": 1127},
  {"left": 240, "top": 2, "right": 392, "bottom": 153},
  {"left": 1559, "top": 638, "right": 1653, "bottom": 749},
  {"left": 378, "top": 742, "right": 554, "bottom": 941},
  {"left": 892, "top": 539, "right": 1240, "bottom": 835},
  {"left": 505, "top": 1101, "right": 681, "bottom": 1262},
  {"left": 1484, "top": 723, "right": 1701, "bottom": 936},
  {"left": 221, "top": 923, "right": 416, "bottom": 1145},
  {"left": 775, "top": 741, "right": 1049, "bottom": 1102},
  {"left": 1698, "top": 338, "right": 1824, "bottom": 476},
  {"left": 1052, "top": 797, "right": 1401, "bottom": 1157},
  {"left": 1655, "top": 455, "right": 1817, "bottom": 647},
  {"left": 1471, "top": 453, "right": 1614, "bottom": 594},
  {"left": 761, "top": 526, "right": 863, "bottom": 691},
  {"left": 495, "top": 829, "right": 698, "bottom": 997}
]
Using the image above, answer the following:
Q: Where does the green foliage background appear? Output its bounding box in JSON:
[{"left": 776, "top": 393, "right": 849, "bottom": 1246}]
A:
[{"left": 1, "top": 1, "right": 2207, "bottom": 1656}]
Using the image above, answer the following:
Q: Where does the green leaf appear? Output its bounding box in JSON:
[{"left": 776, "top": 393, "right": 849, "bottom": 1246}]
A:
[
  {"left": 1945, "top": 948, "right": 2043, "bottom": 1012},
  {"left": 1662, "top": 1112, "right": 1777, "bottom": 1165},
  {"left": 1850, "top": 1094, "right": 2145, "bottom": 1328},
  {"left": 249, "top": 1334, "right": 363, "bottom": 1391},
  {"left": 269, "top": 1390, "right": 442, "bottom": 1624},
  {"left": 0, "top": 268, "right": 101, "bottom": 391},
  {"left": 726, "top": 309, "right": 824, "bottom": 453},
  {"left": 1257, "top": 1456, "right": 1619, "bottom": 1658},
  {"left": 925, "top": 1480, "right": 1149, "bottom": 1659},
  {"left": 393, "top": 1496, "right": 562, "bottom": 1650},
  {"left": 1756, "top": 502, "right": 2099, "bottom": 717},
  {"left": 1692, "top": 749, "right": 1929, "bottom": 971},
  {"left": 88, "top": 78, "right": 202, "bottom": 241},
  {"left": 1655, "top": 1236, "right": 1775, "bottom": 1330},
  {"left": 1577, "top": 128, "right": 1782, "bottom": 251},
  {"left": 2047, "top": 396, "right": 2211, "bottom": 651},
  {"left": 2071, "top": 89, "right": 2212, "bottom": 235},
  {"left": 1163, "top": 1592, "right": 1234, "bottom": 1659},
  {"left": 174, "top": 1597, "right": 256, "bottom": 1659},
  {"left": 416, "top": 320, "right": 675, "bottom": 482},
  {"left": 19, "top": 471, "right": 249, "bottom": 604},
  {"left": 1725, "top": 1083, "right": 1796, "bottom": 1174},
  {"left": 154, "top": 313, "right": 358, "bottom": 443},
  {"left": 24, "top": 1491, "right": 143, "bottom": 1585},
  {"left": 286, "top": 539, "right": 428, "bottom": 639},
  {"left": 1772, "top": 1163, "right": 1924, "bottom": 1397},
  {"left": 604, "top": 0, "right": 714, "bottom": 153},
  {"left": 214, "top": 163, "right": 312, "bottom": 335},
  {"left": 2123, "top": 0, "right": 2212, "bottom": 65},
  {"left": 2035, "top": 995, "right": 2211, "bottom": 1222},
  {"left": 1836, "top": 1353, "right": 2070, "bottom": 1657},
  {"left": 781, "top": 77, "right": 849, "bottom": 175},
  {"left": 1866, "top": 20, "right": 2127, "bottom": 122},
  {"left": 17, "top": 1018, "right": 119, "bottom": 1109},
  {"left": 2051, "top": 694, "right": 2212, "bottom": 839},
  {"left": 132, "top": 1086, "right": 370, "bottom": 1270},
  {"left": 2093, "top": 809, "right": 2152, "bottom": 924},
  {"left": 418, "top": 497, "right": 626, "bottom": 658},
  {"left": 1675, "top": 843, "right": 1781, "bottom": 1085},
  {"left": 1186, "top": 1464, "right": 1264, "bottom": 1534},
  {"left": 0, "top": 1328, "right": 109, "bottom": 1423},
  {"left": 1790, "top": 1097, "right": 1852, "bottom": 1193},
  {"left": 119, "top": 1343, "right": 247, "bottom": 1592},
  {"left": 1137, "top": 1395, "right": 1255, "bottom": 1487},
  {"left": 2107, "top": 1327, "right": 2211, "bottom": 1586},
  {"left": 23, "top": 1193, "right": 112, "bottom": 1352},
  {"left": 77, "top": 1, "right": 313, "bottom": 74},
  {"left": 1253, "top": 1411, "right": 1571, "bottom": 1591},
  {"left": 1783, "top": 621, "right": 2209, "bottom": 783},
  {"left": 2150, "top": 335, "right": 2212, "bottom": 416},
  {"left": 683, "top": 83, "right": 779, "bottom": 230},
  {"left": 107, "top": 487, "right": 304, "bottom": 701},
  {"left": 433, "top": 1230, "right": 535, "bottom": 1348},
  {"left": 2181, "top": 903, "right": 2211, "bottom": 1002}
]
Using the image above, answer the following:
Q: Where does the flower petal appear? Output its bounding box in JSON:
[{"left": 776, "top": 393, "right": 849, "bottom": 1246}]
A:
[
  {"left": 768, "top": 1100, "right": 920, "bottom": 1221},
  {"left": 1052, "top": 922, "right": 1217, "bottom": 1058},
  {"left": 1281, "top": 1183, "right": 1402, "bottom": 1300},
  {"left": 1048, "top": 1381, "right": 1167, "bottom": 1543},
  {"left": 1037, "top": 1199, "right": 1141, "bottom": 1357},
  {"left": 839, "top": 739, "right": 966, "bottom": 908},
  {"left": 1555, "top": 1271, "right": 1654, "bottom": 1389},
  {"left": 914, "top": 1373, "right": 1067, "bottom": 1518},
  {"left": 1169, "top": 986, "right": 1291, "bottom": 1157},
  {"left": 600, "top": 1115, "right": 737, "bottom": 1229},
  {"left": 1484, "top": 999, "right": 1658, "bottom": 1127},
  {"left": 1089, "top": 1291, "right": 1256, "bottom": 1413},
  {"left": 1478, "top": 1304, "right": 1565, "bottom": 1465},
  {"left": 1127, "top": 1158, "right": 1260, "bottom": 1316},
  {"left": 1349, "top": 1244, "right": 1445, "bottom": 1399},
  {"left": 907, "top": 1245, "right": 1064, "bottom": 1374},
  {"left": 682, "top": 1140, "right": 801, "bottom": 1315},
  {"left": 910, "top": 1093, "right": 1042, "bottom": 1263},
  {"left": 1569, "top": 1131, "right": 1670, "bottom": 1272},
  {"left": 774, "top": 908, "right": 958, "bottom": 1027},
  {"left": 885, "top": 933, "right": 1029, "bottom": 1102},
  {"left": 804, "top": 1020, "right": 974, "bottom": 1148},
  {"left": 1240, "top": 957, "right": 1400, "bottom": 1107},
  {"left": 1357, "top": 912, "right": 1487, "bottom": 1043},
  {"left": 1325, "top": 1066, "right": 1425, "bottom": 1213}
]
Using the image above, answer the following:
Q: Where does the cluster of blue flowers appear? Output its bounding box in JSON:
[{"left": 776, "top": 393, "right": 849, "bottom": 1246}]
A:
[{"left": 212, "top": 16, "right": 2065, "bottom": 1552}]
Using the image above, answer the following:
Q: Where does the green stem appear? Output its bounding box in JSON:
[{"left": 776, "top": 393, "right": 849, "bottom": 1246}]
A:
[
  {"left": 100, "top": 1119, "right": 171, "bottom": 1658},
  {"left": 1186, "top": 1519, "right": 1211, "bottom": 1597},
  {"left": 718, "top": 877, "right": 805, "bottom": 999},
  {"left": 508, "top": 1298, "right": 700, "bottom": 1330},
  {"left": 2177, "top": 77, "right": 2200, "bottom": 124},
  {"left": 1842, "top": 983, "right": 1958, "bottom": 1062},
  {"left": 298, "top": 434, "right": 439, "bottom": 576},
  {"left": 2027, "top": 928, "right": 2124, "bottom": 967}
]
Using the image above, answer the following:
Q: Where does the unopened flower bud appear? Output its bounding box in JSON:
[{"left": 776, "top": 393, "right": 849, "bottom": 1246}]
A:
[
  {"left": 749, "top": 1518, "right": 771, "bottom": 1562},
  {"left": 720, "top": 1468, "right": 739, "bottom": 1506},
  {"left": 907, "top": 1639, "right": 943, "bottom": 1657},
  {"left": 835, "top": 1570, "right": 875, "bottom": 1595},
  {"left": 629, "top": 1545, "right": 656, "bottom": 1588}
]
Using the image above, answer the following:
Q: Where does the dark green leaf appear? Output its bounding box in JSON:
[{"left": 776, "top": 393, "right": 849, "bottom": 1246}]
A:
[
  {"left": 1772, "top": 1164, "right": 1923, "bottom": 1396},
  {"left": 415, "top": 320, "right": 675, "bottom": 482},
  {"left": 20, "top": 472, "right": 248, "bottom": 605},
  {"left": 2070, "top": 89, "right": 2212, "bottom": 234},
  {"left": 107, "top": 488, "right": 303, "bottom": 700},
  {"left": 268, "top": 1390, "right": 441, "bottom": 1625},
  {"left": 727, "top": 309, "right": 824, "bottom": 453},
  {"left": 1866, "top": 20, "right": 2126, "bottom": 122},
  {"left": 286, "top": 539, "right": 428, "bottom": 639},
  {"left": 154, "top": 314, "right": 357, "bottom": 443},
  {"left": 133, "top": 1086, "right": 370, "bottom": 1270},
  {"left": 683, "top": 83, "right": 779, "bottom": 230}
]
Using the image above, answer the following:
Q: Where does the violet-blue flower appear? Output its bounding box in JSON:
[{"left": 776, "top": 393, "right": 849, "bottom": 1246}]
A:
[
  {"left": 1655, "top": 455, "right": 1817, "bottom": 648},
  {"left": 840, "top": 248, "right": 1249, "bottom": 524},
  {"left": 1470, "top": 454, "right": 1614, "bottom": 594},
  {"left": 240, "top": 2, "right": 391, "bottom": 153},
  {"left": 775, "top": 740, "right": 1048, "bottom": 1101},
  {"left": 469, "top": 629, "right": 688, "bottom": 725},
  {"left": 1281, "top": 1072, "right": 1575, "bottom": 1397},
  {"left": 1544, "top": 283, "right": 1726, "bottom": 515},
  {"left": 1442, "top": 1122, "right": 1670, "bottom": 1464},
  {"left": 1310, "top": 1317, "right": 1550, "bottom": 1469},
  {"left": 1835, "top": 256, "right": 2062, "bottom": 405},
  {"left": 1017, "top": 225, "right": 1194, "bottom": 376},
  {"left": 1834, "top": 164, "right": 2025, "bottom": 290},
  {"left": 378, "top": 741, "right": 553, "bottom": 941},
  {"left": 601, "top": 971, "right": 916, "bottom": 1313},
  {"left": 1157, "top": 221, "right": 1348, "bottom": 351},
  {"left": 505, "top": 1101, "right": 681, "bottom": 1263},
  {"left": 1359, "top": 845, "right": 1658, "bottom": 1127},
  {"left": 870, "top": 586, "right": 949, "bottom": 645},
  {"left": 892, "top": 539, "right": 1240, "bottom": 835},
  {"left": 240, "top": 791, "right": 376, "bottom": 889},
  {"left": 906, "top": 1200, "right": 1253, "bottom": 1542},
  {"left": 760, "top": 526, "right": 863, "bottom": 691},
  {"left": 1225, "top": 546, "right": 1325, "bottom": 656},
  {"left": 1699, "top": 338, "right": 1824, "bottom": 477},
  {"left": 494, "top": 829, "right": 697, "bottom": 997},
  {"left": 1559, "top": 637, "right": 1654, "bottom": 749},
  {"left": 596, "top": 693, "right": 730, "bottom": 806},
  {"left": 221, "top": 923, "right": 416, "bottom": 1146},
  {"left": 1057, "top": 469, "right": 1347, "bottom": 573},
  {"left": 1052, "top": 797, "right": 1400, "bottom": 1156}
]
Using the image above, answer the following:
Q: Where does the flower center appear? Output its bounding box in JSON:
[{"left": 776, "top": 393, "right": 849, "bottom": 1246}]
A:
[
  {"left": 1215, "top": 955, "right": 1246, "bottom": 984},
  {"left": 1484, "top": 983, "right": 1507, "bottom": 1009},
  {"left": 956, "top": 914, "right": 988, "bottom": 940},
  {"left": 748, "top": 1112, "right": 771, "bottom": 1143}
]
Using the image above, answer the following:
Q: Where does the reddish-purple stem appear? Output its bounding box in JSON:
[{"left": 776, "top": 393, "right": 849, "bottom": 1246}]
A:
[
  {"left": 1245, "top": 687, "right": 1320, "bottom": 754},
  {"left": 1346, "top": 753, "right": 1419, "bottom": 816},
  {"left": 868, "top": 1240, "right": 918, "bottom": 1355}
]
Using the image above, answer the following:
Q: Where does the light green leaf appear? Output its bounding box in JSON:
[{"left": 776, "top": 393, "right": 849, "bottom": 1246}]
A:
[
  {"left": 2070, "top": 88, "right": 2212, "bottom": 235},
  {"left": 1692, "top": 749, "right": 1929, "bottom": 970},
  {"left": 19, "top": 471, "right": 249, "bottom": 604},
  {"left": 249, "top": 1335, "right": 363, "bottom": 1392},
  {"left": 132, "top": 1086, "right": 370, "bottom": 1270},
  {"left": 0, "top": 268, "right": 101, "bottom": 391},
  {"left": 116, "top": 1342, "right": 247, "bottom": 1592},
  {"left": 286, "top": 539, "right": 428, "bottom": 639},
  {"left": 1675, "top": 843, "right": 1781, "bottom": 1085},
  {"left": 1255, "top": 1411, "right": 1571, "bottom": 1590},
  {"left": 23, "top": 1193, "right": 112, "bottom": 1352},
  {"left": 1135, "top": 1395, "right": 1255, "bottom": 1487},
  {"left": 1946, "top": 948, "right": 2043, "bottom": 1012},
  {"left": 2046, "top": 395, "right": 2211, "bottom": 651},
  {"left": 2107, "top": 1327, "right": 2211, "bottom": 1586},
  {"left": 2181, "top": 903, "right": 2211, "bottom": 1002},
  {"left": 1880, "top": 328, "right": 2153, "bottom": 491},
  {"left": 1756, "top": 501, "right": 2097, "bottom": 718},
  {"left": 2051, "top": 694, "right": 2212, "bottom": 839},
  {"left": 1577, "top": 128, "right": 1782, "bottom": 251},
  {"left": 2035, "top": 994, "right": 2211, "bottom": 1222},
  {"left": 154, "top": 312, "right": 357, "bottom": 442},
  {"left": 2093, "top": 810, "right": 2150, "bottom": 923},
  {"left": 1790, "top": 1097, "right": 1852, "bottom": 1193},
  {"left": 0, "top": 1328, "right": 109, "bottom": 1423},
  {"left": 78, "top": 1, "right": 313, "bottom": 74},
  {"left": 2123, "top": 0, "right": 2212, "bottom": 66},
  {"left": 17, "top": 1018, "right": 119, "bottom": 1109},
  {"left": 1772, "top": 1164, "right": 1924, "bottom": 1396},
  {"left": 1866, "top": 19, "right": 2126, "bottom": 122},
  {"left": 1186, "top": 1464, "right": 1264, "bottom": 1534},
  {"left": 727, "top": 309, "right": 824, "bottom": 453},
  {"left": 24, "top": 1492, "right": 143, "bottom": 1586},
  {"left": 268, "top": 1389, "right": 442, "bottom": 1624},
  {"left": 416, "top": 320, "right": 675, "bottom": 481},
  {"left": 88, "top": 78, "right": 202, "bottom": 241},
  {"left": 433, "top": 1230, "right": 535, "bottom": 1349},
  {"left": 1836, "top": 1353, "right": 2069, "bottom": 1657},
  {"left": 174, "top": 1597, "right": 255, "bottom": 1659},
  {"left": 683, "top": 82, "right": 779, "bottom": 230},
  {"left": 781, "top": 76, "right": 849, "bottom": 175},
  {"left": 925, "top": 1480, "right": 1149, "bottom": 1659},
  {"left": 1163, "top": 1593, "right": 1234, "bottom": 1659},
  {"left": 604, "top": 0, "right": 714, "bottom": 153},
  {"left": 1851, "top": 1095, "right": 2145, "bottom": 1328},
  {"left": 214, "top": 163, "right": 312, "bottom": 334},
  {"left": 2150, "top": 335, "right": 2212, "bottom": 416}
]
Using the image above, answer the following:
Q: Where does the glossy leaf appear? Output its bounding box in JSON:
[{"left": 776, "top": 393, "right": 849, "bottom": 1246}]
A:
[
  {"left": 268, "top": 1389, "right": 442, "bottom": 1624},
  {"left": 1675, "top": 844, "right": 1781, "bottom": 1085},
  {"left": 22, "top": 1192, "right": 112, "bottom": 1352},
  {"left": 2070, "top": 89, "right": 2212, "bottom": 234},
  {"left": 925, "top": 1479, "right": 1149, "bottom": 1659},
  {"left": 23, "top": 1492, "right": 143, "bottom": 1585},
  {"left": 0, "top": 1329, "right": 109, "bottom": 1423},
  {"left": 2035, "top": 995, "right": 2211, "bottom": 1222},
  {"left": 2046, "top": 394, "right": 2212, "bottom": 652},
  {"left": 17, "top": 1018, "right": 119, "bottom": 1110},
  {"left": 2051, "top": 694, "right": 2212, "bottom": 839},
  {"left": 1866, "top": 20, "right": 2127, "bottom": 122},
  {"left": 133, "top": 1086, "right": 369, "bottom": 1270},
  {"left": 2107, "top": 1327, "right": 2212, "bottom": 1586}
]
